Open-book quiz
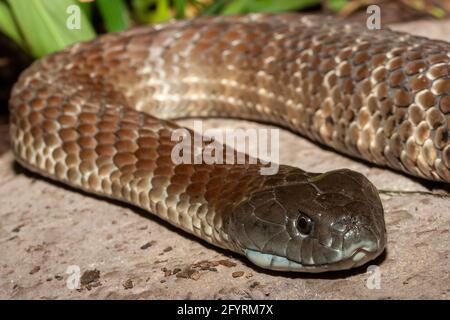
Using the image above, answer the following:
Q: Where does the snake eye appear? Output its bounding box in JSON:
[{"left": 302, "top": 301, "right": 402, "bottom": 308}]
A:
[{"left": 296, "top": 213, "right": 313, "bottom": 235}]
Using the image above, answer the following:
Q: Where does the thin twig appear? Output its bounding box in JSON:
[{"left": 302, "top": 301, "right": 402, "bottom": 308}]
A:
[{"left": 378, "top": 189, "right": 450, "bottom": 198}]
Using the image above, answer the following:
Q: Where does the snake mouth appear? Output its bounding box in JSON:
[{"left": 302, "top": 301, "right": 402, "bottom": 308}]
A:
[{"left": 244, "top": 245, "right": 383, "bottom": 273}]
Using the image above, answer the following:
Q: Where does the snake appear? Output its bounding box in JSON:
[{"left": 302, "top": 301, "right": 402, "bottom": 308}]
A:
[{"left": 8, "top": 13, "right": 450, "bottom": 273}]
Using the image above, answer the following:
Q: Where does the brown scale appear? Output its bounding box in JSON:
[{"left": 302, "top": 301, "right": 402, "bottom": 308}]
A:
[{"left": 8, "top": 14, "right": 450, "bottom": 257}]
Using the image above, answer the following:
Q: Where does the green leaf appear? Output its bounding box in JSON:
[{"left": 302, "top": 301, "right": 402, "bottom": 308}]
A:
[
  {"left": 0, "top": 1, "right": 24, "bottom": 47},
  {"left": 326, "top": 0, "right": 348, "bottom": 12},
  {"left": 131, "top": 0, "right": 149, "bottom": 23},
  {"left": 174, "top": 0, "right": 186, "bottom": 19},
  {"left": 222, "top": 0, "right": 252, "bottom": 14},
  {"left": 79, "top": 1, "right": 93, "bottom": 20},
  {"left": 96, "top": 0, "right": 131, "bottom": 32},
  {"left": 201, "top": 0, "right": 229, "bottom": 16},
  {"left": 132, "top": 0, "right": 171, "bottom": 24},
  {"left": 150, "top": 0, "right": 171, "bottom": 23},
  {"left": 223, "top": 0, "right": 320, "bottom": 15},
  {"left": 429, "top": 6, "right": 446, "bottom": 18},
  {"left": 7, "top": 0, "right": 96, "bottom": 58}
]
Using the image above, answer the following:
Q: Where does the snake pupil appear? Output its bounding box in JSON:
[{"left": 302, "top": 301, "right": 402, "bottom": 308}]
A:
[{"left": 297, "top": 214, "right": 312, "bottom": 235}]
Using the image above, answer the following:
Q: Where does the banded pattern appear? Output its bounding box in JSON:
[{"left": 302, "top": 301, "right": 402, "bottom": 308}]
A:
[{"left": 8, "top": 14, "right": 448, "bottom": 271}]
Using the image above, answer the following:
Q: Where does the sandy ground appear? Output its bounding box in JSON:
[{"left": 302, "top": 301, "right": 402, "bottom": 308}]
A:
[{"left": 0, "top": 19, "right": 449, "bottom": 300}]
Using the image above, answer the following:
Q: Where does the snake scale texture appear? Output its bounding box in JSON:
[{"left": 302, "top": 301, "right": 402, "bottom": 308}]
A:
[{"left": 9, "top": 14, "right": 449, "bottom": 272}]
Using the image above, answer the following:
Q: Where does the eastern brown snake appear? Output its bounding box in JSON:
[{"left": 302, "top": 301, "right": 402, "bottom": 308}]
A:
[{"left": 9, "top": 14, "right": 449, "bottom": 272}]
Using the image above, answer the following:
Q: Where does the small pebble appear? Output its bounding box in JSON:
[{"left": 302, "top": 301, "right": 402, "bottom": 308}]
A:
[
  {"left": 140, "top": 240, "right": 156, "bottom": 250},
  {"left": 218, "top": 259, "right": 237, "bottom": 268},
  {"left": 176, "top": 268, "right": 200, "bottom": 281},
  {"left": 80, "top": 269, "right": 100, "bottom": 286},
  {"left": 29, "top": 266, "right": 40, "bottom": 275},
  {"left": 173, "top": 268, "right": 181, "bottom": 274},
  {"left": 123, "top": 279, "right": 133, "bottom": 290},
  {"left": 12, "top": 224, "right": 25, "bottom": 233},
  {"left": 190, "top": 271, "right": 201, "bottom": 281}
]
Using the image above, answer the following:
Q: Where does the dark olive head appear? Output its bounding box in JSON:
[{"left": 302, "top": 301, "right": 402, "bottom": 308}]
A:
[{"left": 227, "top": 169, "right": 386, "bottom": 272}]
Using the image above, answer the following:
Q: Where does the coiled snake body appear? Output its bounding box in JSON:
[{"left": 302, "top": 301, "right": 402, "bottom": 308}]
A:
[{"left": 9, "top": 14, "right": 450, "bottom": 272}]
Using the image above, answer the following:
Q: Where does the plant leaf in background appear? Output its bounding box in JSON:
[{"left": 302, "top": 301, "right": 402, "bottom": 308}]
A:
[
  {"left": 6, "top": 0, "right": 96, "bottom": 58},
  {"left": 132, "top": 0, "right": 172, "bottom": 23},
  {"left": 131, "top": 0, "right": 148, "bottom": 22},
  {"left": 201, "top": 0, "right": 228, "bottom": 15},
  {"left": 0, "top": 1, "right": 24, "bottom": 47},
  {"left": 174, "top": 0, "right": 186, "bottom": 19},
  {"left": 79, "top": 0, "right": 93, "bottom": 20},
  {"left": 326, "top": 0, "right": 348, "bottom": 12},
  {"left": 151, "top": 0, "right": 172, "bottom": 22},
  {"left": 97, "top": 0, "right": 131, "bottom": 32},
  {"left": 222, "top": 0, "right": 321, "bottom": 15},
  {"left": 402, "top": 0, "right": 446, "bottom": 18}
]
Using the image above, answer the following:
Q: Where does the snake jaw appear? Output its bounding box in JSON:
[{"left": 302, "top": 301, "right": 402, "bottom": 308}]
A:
[
  {"left": 243, "top": 225, "right": 386, "bottom": 272},
  {"left": 243, "top": 243, "right": 384, "bottom": 273},
  {"left": 242, "top": 228, "right": 385, "bottom": 272}
]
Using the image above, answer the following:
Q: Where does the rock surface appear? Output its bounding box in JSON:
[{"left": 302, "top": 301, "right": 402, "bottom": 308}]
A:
[{"left": 0, "top": 19, "right": 449, "bottom": 300}]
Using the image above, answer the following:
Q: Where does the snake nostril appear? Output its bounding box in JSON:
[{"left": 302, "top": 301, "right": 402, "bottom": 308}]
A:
[
  {"left": 332, "top": 221, "right": 347, "bottom": 233},
  {"left": 343, "top": 225, "right": 381, "bottom": 258}
]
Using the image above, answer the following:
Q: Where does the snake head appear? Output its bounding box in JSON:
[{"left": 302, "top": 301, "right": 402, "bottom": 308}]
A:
[{"left": 227, "top": 169, "right": 386, "bottom": 272}]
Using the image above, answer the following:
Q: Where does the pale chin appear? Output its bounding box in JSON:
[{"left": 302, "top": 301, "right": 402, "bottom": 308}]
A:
[{"left": 244, "top": 247, "right": 382, "bottom": 273}]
